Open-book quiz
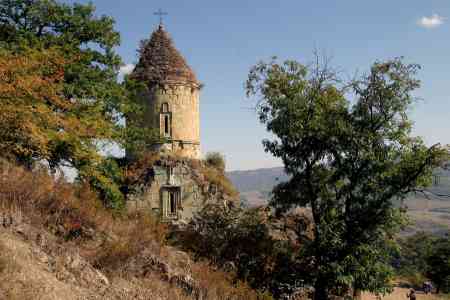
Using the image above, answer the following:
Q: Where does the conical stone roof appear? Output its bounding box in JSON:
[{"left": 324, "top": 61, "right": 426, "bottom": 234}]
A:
[{"left": 131, "top": 25, "right": 198, "bottom": 86}]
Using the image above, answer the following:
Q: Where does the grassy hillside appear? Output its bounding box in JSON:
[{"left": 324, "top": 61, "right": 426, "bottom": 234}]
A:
[{"left": 0, "top": 160, "right": 260, "bottom": 300}]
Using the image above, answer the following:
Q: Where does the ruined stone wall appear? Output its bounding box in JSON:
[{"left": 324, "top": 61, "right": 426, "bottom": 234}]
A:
[
  {"left": 142, "top": 84, "right": 201, "bottom": 159},
  {"left": 126, "top": 161, "right": 227, "bottom": 223}
]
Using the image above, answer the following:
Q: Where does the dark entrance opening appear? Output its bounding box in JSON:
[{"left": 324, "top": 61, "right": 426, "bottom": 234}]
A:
[
  {"left": 169, "top": 191, "right": 176, "bottom": 214},
  {"left": 164, "top": 115, "right": 170, "bottom": 135}
]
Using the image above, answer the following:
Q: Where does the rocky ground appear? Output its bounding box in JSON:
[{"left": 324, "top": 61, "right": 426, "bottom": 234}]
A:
[
  {"left": 0, "top": 208, "right": 256, "bottom": 300},
  {"left": 0, "top": 212, "right": 195, "bottom": 299},
  {"left": 0, "top": 159, "right": 259, "bottom": 300}
]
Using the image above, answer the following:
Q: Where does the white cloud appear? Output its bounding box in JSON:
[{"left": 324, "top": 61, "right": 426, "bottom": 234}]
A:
[
  {"left": 418, "top": 14, "right": 445, "bottom": 29},
  {"left": 119, "top": 64, "right": 135, "bottom": 76}
]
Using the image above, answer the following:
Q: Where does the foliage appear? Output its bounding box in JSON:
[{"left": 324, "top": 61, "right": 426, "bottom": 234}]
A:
[
  {"left": 0, "top": 47, "right": 68, "bottom": 166},
  {"left": 173, "top": 205, "right": 312, "bottom": 298},
  {"left": 0, "top": 0, "right": 122, "bottom": 135},
  {"left": 246, "top": 56, "right": 448, "bottom": 299},
  {"left": 121, "top": 77, "right": 163, "bottom": 161},
  {"left": 0, "top": 0, "right": 160, "bottom": 207},
  {"left": 395, "top": 232, "right": 435, "bottom": 280},
  {"left": 426, "top": 236, "right": 450, "bottom": 293},
  {"left": 205, "top": 152, "right": 226, "bottom": 173},
  {"left": 393, "top": 232, "right": 450, "bottom": 292},
  {"left": 0, "top": 159, "right": 262, "bottom": 300},
  {"left": 198, "top": 165, "right": 239, "bottom": 198},
  {"left": 86, "top": 157, "right": 125, "bottom": 209}
]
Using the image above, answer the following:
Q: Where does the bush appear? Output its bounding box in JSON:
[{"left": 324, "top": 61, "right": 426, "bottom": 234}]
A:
[
  {"left": 199, "top": 165, "right": 239, "bottom": 198},
  {"left": 172, "top": 205, "right": 311, "bottom": 298},
  {"left": 394, "top": 232, "right": 450, "bottom": 293},
  {"left": 0, "top": 159, "right": 265, "bottom": 299},
  {"left": 91, "top": 212, "right": 168, "bottom": 272},
  {"left": 91, "top": 157, "right": 128, "bottom": 208},
  {"left": 426, "top": 236, "right": 450, "bottom": 293},
  {"left": 204, "top": 152, "right": 226, "bottom": 173},
  {"left": 0, "top": 159, "right": 104, "bottom": 239}
]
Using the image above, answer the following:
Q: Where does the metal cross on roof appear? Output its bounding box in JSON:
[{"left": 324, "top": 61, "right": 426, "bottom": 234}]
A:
[{"left": 154, "top": 8, "right": 168, "bottom": 26}]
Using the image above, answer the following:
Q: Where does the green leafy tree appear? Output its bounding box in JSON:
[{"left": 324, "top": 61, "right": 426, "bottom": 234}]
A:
[
  {"left": 174, "top": 204, "right": 310, "bottom": 298},
  {"left": 121, "top": 76, "right": 163, "bottom": 162},
  {"left": 426, "top": 236, "right": 450, "bottom": 293},
  {"left": 246, "top": 56, "right": 448, "bottom": 299},
  {"left": 0, "top": 0, "right": 158, "bottom": 207},
  {"left": 394, "top": 232, "right": 435, "bottom": 285}
]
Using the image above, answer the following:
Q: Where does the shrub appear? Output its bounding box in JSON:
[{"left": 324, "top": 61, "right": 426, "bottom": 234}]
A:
[
  {"left": 394, "top": 232, "right": 450, "bottom": 293},
  {"left": 189, "top": 260, "right": 268, "bottom": 300},
  {"left": 172, "top": 205, "right": 311, "bottom": 298},
  {"left": 395, "top": 232, "right": 435, "bottom": 274},
  {"left": 87, "top": 157, "right": 125, "bottom": 210},
  {"left": 123, "top": 151, "right": 161, "bottom": 185},
  {"left": 204, "top": 152, "right": 226, "bottom": 173},
  {"left": 426, "top": 236, "right": 450, "bottom": 293},
  {"left": 0, "top": 159, "right": 264, "bottom": 299},
  {"left": 199, "top": 165, "right": 239, "bottom": 198},
  {"left": 91, "top": 212, "right": 168, "bottom": 272},
  {"left": 0, "top": 159, "right": 98, "bottom": 237}
]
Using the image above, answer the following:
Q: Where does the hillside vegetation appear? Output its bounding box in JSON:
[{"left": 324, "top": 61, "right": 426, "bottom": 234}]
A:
[
  {"left": 1, "top": 1, "right": 449, "bottom": 299},
  {"left": 0, "top": 160, "right": 260, "bottom": 299}
]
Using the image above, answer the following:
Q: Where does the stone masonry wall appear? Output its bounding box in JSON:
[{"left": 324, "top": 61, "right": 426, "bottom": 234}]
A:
[
  {"left": 126, "top": 161, "right": 226, "bottom": 223},
  {"left": 142, "top": 84, "right": 201, "bottom": 159}
]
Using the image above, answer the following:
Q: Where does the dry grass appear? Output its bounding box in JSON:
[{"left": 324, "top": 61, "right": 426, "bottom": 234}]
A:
[
  {"left": 363, "top": 287, "right": 450, "bottom": 300},
  {"left": 0, "top": 159, "right": 111, "bottom": 239},
  {"left": 0, "top": 159, "right": 260, "bottom": 299},
  {"left": 0, "top": 240, "right": 36, "bottom": 300},
  {"left": 90, "top": 211, "right": 168, "bottom": 272},
  {"left": 198, "top": 165, "right": 239, "bottom": 198},
  {"left": 190, "top": 260, "right": 267, "bottom": 300}
]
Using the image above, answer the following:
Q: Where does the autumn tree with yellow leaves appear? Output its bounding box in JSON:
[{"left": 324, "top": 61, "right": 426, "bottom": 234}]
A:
[{"left": 0, "top": 0, "right": 158, "bottom": 208}]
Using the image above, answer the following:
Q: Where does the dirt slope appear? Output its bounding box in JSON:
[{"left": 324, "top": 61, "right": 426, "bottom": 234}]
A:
[{"left": 0, "top": 217, "right": 192, "bottom": 300}]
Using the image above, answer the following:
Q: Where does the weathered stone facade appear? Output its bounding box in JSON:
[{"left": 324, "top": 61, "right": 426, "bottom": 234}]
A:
[
  {"left": 126, "top": 159, "right": 233, "bottom": 223},
  {"left": 141, "top": 84, "right": 201, "bottom": 159},
  {"left": 126, "top": 26, "right": 235, "bottom": 222},
  {"left": 131, "top": 25, "right": 201, "bottom": 159}
]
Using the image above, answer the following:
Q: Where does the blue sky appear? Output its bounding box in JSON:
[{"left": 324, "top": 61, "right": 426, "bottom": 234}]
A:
[{"left": 66, "top": 0, "right": 449, "bottom": 171}]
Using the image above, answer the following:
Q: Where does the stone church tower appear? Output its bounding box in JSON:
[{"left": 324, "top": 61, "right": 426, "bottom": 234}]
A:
[
  {"left": 131, "top": 24, "right": 201, "bottom": 159},
  {"left": 125, "top": 24, "right": 237, "bottom": 223}
]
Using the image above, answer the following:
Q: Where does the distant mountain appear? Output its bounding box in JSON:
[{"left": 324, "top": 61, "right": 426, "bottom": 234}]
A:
[
  {"left": 227, "top": 166, "right": 450, "bottom": 197},
  {"left": 226, "top": 167, "right": 288, "bottom": 193},
  {"left": 227, "top": 166, "right": 449, "bottom": 235},
  {"left": 226, "top": 167, "right": 289, "bottom": 207}
]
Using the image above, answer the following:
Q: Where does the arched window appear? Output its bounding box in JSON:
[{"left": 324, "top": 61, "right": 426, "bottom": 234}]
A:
[{"left": 161, "top": 110, "right": 171, "bottom": 137}]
